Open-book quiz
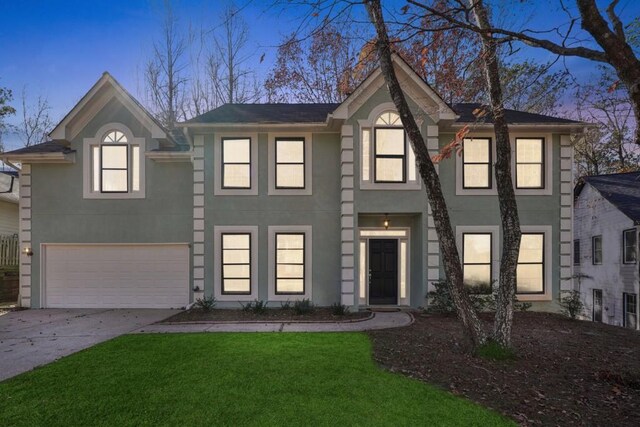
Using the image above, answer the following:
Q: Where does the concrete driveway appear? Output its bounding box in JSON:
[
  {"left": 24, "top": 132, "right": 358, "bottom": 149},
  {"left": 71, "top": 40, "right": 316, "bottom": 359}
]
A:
[{"left": 0, "top": 308, "right": 178, "bottom": 382}]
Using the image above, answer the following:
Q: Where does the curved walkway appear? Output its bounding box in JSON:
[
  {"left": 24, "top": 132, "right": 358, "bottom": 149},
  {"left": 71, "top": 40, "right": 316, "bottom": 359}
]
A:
[{"left": 134, "top": 311, "right": 413, "bottom": 334}]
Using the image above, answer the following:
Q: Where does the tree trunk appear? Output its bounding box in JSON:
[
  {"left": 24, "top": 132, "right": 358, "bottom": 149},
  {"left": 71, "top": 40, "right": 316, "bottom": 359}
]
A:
[
  {"left": 469, "top": 0, "right": 521, "bottom": 348},
  {"left": 576, "top": 0, "right": 640, "bottom": 146},
  {"left": 365, "top": 0, "right": 487, "bottom": 348}
]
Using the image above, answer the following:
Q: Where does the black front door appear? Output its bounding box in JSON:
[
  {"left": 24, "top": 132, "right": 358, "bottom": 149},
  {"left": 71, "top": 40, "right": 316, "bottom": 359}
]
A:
[
  {"left": 369, "top": 239, "right": 398, "bottom": 305},
  {"left": 593, "top": 289, "right": 603, "bottom": 322}
]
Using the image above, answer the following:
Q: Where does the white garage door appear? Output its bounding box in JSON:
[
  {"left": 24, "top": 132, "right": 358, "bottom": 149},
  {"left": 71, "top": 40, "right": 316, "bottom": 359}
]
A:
[{"left": 43, "top": 244, "right": 189, "bottom": 309}]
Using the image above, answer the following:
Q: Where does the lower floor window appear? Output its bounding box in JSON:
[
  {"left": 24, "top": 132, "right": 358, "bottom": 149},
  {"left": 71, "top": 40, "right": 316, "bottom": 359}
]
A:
[
  {"left": 624, "top": 293, "right": 637, "bottom": 329},
  {"left": 221, "top": 233, "right": 251, "bottom": 294},
  {"left": 275, "top": 233, "right": 305, "bottom": 294},
  {"left": 462, "top": 233, "right": 492, "bottom": 294},
  {"left": 517, "top": 233, "right": 544, "bottom": 294}
]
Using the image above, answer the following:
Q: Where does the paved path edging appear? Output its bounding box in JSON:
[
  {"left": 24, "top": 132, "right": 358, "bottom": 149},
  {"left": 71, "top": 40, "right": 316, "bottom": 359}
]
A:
[{"left": 135, "top": 311, "right": 413, "bottom": 334}]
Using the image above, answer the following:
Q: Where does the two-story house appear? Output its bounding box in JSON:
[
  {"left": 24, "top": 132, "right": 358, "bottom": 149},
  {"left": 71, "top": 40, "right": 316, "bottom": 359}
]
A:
[
  {"left": 574, "top": 172, "right": 640, "bottom": 329},
  {"left": 0, "top": 55, "right": 585, "bottom": 310}
]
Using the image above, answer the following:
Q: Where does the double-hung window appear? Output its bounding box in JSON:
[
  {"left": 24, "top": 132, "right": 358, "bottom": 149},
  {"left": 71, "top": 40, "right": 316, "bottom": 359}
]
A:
[
  {"left": 221, "top": 137, "right": 251, "bottom": 189},
  {"left": 592, "top": 235, "right": 603, "bottom": 265},
  {"left": 221, "top": 233, "right": 251, "bottom": 295},
  {"left": 275, "top": 233, "right": 305, "bottom": 295},
  {"left": 462, "top": 233, "right": 492, "bottom": 294},
  {"left": 573, "top": 239, "right": 581, "bottom": 265},
  {"left": 85, "top": 127, "right": 144, "bottom": 199},
  {"left": 623, "top": 229, "right": 637, "bottom": 264},
  {"left": 462, "top": 138, "right": 492, "bottom": 189},
  {"left": 374, "top": 112, "right": 406, "bottom": 183},
  {"left": 275, "top": 138, "right": 305, "bottom": 189},
  {"left": 623, "top": 293, "right": 638, "bottom": 329},
  {"left": 515, "top": 138, "right": 544, "bottom": 189},
  {"left": 517, "top": 233, "right": 545, "bottom": 294}
]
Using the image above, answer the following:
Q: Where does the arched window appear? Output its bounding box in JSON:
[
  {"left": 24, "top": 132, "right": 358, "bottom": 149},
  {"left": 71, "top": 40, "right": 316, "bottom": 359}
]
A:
[
  {"left": 90, "top": 127, "right": 140, "bottom": 194},
  {"left": 373, "top": 111, "right": 406, "bottom": 183}
]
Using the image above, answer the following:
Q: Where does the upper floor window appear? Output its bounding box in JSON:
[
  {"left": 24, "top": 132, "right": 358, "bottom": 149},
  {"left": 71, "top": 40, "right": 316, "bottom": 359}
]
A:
[
  {"left": 573, "top": 239, "right": 581, "bottom": 265},
  {"left": 84, "top": 124, "right": 145, "bottom": 199},
  {"left": 517, "top": 233, "right": 545, "bottom": 294},
  {"left": 623, "top": 229, "right": 637, "bottom": 264},
  {"left": 275, "top": 137, "right": 305, "bottom": 189},
  {"left": 360, "top": 108, "right": 419, "bottom": 190},
  {"left": 515, "top": 138, "right": 544, "bottom": 189},
  {"left": 214, "top": 133, "right": 258, "bottom": 196},
  {"left": 221, "top": 137, "right": 251, "bottom": 189},
  {"left": 592, "top": 235, "right": 603, "bottom": 265},
  {"left": 462, "top": 138, "right": 492, "bottom": 189},
  {"left": 374, "top": 112, "right": 406, "bottom": 183}
]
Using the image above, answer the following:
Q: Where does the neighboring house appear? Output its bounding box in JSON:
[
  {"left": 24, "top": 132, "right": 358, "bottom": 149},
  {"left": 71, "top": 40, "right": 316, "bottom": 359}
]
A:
[
  {"left": 574, "top": 172, "right": 640, "bottom": 329},
  {"left": 0, "top": 55, "right": 586, "bottom": 310},
  {"left": 0, "top": 171, "right": 19, "bottom": 236}
]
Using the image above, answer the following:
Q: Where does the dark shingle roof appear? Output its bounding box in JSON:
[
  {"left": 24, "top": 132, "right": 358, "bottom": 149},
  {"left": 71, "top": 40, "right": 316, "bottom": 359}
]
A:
[
  {"left": 2, "top": 141, "right": 75, "bottom": 156},
  {"left": 452, "top": 103, "right": 582, "bottom": 125},
  {"left": 183, "top": 102, "right": 580, "bottom": 125},
  {"left": 578, "top": 172, "right": 640, "bottom": 224},
  {"left": 184, "top": 103, "right": 341, "bottom": 124}
]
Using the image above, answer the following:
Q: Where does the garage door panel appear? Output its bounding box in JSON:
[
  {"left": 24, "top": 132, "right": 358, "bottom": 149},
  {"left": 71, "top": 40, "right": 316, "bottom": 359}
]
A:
[{"left": 44, "top": 244, "right": 189, "bottom": 309}]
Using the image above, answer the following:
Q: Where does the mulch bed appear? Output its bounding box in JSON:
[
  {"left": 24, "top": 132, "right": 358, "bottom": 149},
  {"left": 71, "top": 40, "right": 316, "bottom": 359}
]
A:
[
  {"left": 367, "top": 311, "right": 640, "bottom": 426},
  {"left": 162, "top": 308, "right": 372, "bottom": 323}
]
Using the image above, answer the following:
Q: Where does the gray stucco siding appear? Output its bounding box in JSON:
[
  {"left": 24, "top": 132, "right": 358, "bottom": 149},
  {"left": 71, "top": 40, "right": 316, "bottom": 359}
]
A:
[
  {"left": 201, "top": 131, "right": 342, "bottom": 307},
  {"left": 28, "top": 99, "right": 193, "bottom": 307}
]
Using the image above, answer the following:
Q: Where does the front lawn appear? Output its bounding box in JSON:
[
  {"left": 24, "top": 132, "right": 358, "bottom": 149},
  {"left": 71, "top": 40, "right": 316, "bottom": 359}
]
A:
[{"left": 0, "top": 333, "right": 511, "bottom": 426}]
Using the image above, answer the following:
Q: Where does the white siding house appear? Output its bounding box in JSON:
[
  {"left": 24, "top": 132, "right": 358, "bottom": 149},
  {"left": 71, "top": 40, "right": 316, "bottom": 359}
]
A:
[{"left": 574, "top": 172, "right": 640, "bottom": 329}]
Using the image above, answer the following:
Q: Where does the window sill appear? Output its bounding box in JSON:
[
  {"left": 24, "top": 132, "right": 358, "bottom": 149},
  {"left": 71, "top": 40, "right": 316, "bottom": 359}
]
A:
[
  {"left": 83, "top": 191, "right": 145, "bottom": 200},
  {"left": 516, "top": 293, "right": 552, "bottom": 302},
  {"left": 360, "top": 181, "right": 421, "bottom": 191}
]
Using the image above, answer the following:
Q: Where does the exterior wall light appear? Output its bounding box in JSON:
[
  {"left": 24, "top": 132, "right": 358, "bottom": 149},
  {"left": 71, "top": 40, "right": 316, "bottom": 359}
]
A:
[
  {"left": 23, "top": 247, "right": 33, "bottom": 257},
  {"left": 383, "top": 214, "right": 390, "bottom": 230}
]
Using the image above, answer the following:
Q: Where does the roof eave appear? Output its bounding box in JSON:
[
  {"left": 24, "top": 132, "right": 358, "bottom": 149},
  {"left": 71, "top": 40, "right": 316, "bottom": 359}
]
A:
[{"left": 0, "top": 152, "right": 76, "bottom": 164}]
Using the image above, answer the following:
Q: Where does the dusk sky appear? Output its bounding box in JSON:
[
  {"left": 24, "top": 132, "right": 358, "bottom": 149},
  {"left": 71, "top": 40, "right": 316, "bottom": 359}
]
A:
[{"left": 1, "top": 0, "right": 638, "bottom": 150}]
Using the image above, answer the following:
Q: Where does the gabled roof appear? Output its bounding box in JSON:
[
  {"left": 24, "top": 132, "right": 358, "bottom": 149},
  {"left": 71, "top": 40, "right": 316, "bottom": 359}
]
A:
[
  {"left": 575, "top": 171, "right": 640, "bottom": 224},
  {"left": 3, "top": 141, "right": 75, "bottom": 156},
  {"left": 185, "top": 103, "right": 340, "bottom": 124},
  {"left": 453, "top": 103, "right": 582, "bottom": 125},
  {"left": 49, "top": 72, "right": 169, "bottom": 142}
]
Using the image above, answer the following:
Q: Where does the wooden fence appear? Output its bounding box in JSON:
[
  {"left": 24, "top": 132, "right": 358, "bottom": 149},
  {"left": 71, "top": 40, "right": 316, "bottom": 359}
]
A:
[{"left": 0, "top": 234, "right": 19, "bottom": 267}]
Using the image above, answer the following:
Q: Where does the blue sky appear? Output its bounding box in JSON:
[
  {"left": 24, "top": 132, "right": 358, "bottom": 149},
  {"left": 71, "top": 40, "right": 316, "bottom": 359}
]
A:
[{"left": 1, "top": 0, "right": 638, "bottom": 150}]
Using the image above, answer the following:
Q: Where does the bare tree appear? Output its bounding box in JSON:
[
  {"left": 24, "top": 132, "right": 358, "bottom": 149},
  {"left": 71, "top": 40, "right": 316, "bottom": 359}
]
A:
[
  {"left": 466, "top": 0, "right": 521, "bottom": 348},
  {"left": 211, "top": 4, "right": 261, "bottom": 104},
  {"left": 572, "top": 67, "right": 640, "bottom": 178},
  {"left": 0, "top": 85, "right": 15, "bottom": 152},
  {"left": 407, "top": 0, "right": 640, "bottom": 145},
  {"left": 365, "top": 0, "right": 488, "bottom": 348},
  {"left": 16, "top": 87, "right": 53, "bottom": 147},
  {"left": 144, "top": 0, "right": 188, "bottom": 128}
]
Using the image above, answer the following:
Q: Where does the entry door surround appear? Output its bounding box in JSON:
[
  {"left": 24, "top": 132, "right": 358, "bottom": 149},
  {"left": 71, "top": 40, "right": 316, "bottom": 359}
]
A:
[{"left": 358, "top": 227, "right": 410, "bottom": 306}]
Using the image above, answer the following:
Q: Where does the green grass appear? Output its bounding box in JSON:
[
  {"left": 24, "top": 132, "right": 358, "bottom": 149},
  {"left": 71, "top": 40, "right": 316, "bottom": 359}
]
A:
[
  {"left": 0, "top": 333, "right": 513, "bottom": 426},
  {"left": 475, "top": 341, "right": 517, "bottom": 362}
]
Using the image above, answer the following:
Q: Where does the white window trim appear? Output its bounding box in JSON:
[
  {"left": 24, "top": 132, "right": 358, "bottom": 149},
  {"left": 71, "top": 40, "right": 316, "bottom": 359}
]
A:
[
  {"left": 267, "top": 132, "right": 312, "bottom": 196},
  {"left": 83, "top": 122, "right": 146, "bottom": 199},
  {"left": 456, "top": 132, "right": 553, "bottom": 196},
  {"left": 214, "top": 132, "right": 259, "bottom": 196},
  {"left": 358, "top": 227, "right": 411, "bottom": 307},
  {"left": 512, "top": 133, "right": 553, "bottom": 196},
  {"left": 517, "top": 225, "right": 552, "bottom": 301},
  {"left": 213, "top": 226, "right": 259, "bottom": 302},
  {"left": 268, "top": 225, "right": 312, "bottom": 302},
  {"left": 455, "top": 225, "right": 500, "bottom": 288},
  {"left": 359, "top": 102, "right": 421, "bottom": 191}
]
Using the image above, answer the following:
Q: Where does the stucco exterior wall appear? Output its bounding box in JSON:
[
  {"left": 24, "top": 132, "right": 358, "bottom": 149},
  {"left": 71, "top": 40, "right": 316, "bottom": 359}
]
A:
[
  {"left": 28, "top": 98, "right": 193, "bottom": 307},
  {"left": 199, "top": 131, "right": 342, "bottom": 307},
  {"left": 574, "top": 183, "right": 639, "bottom": 327}
]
